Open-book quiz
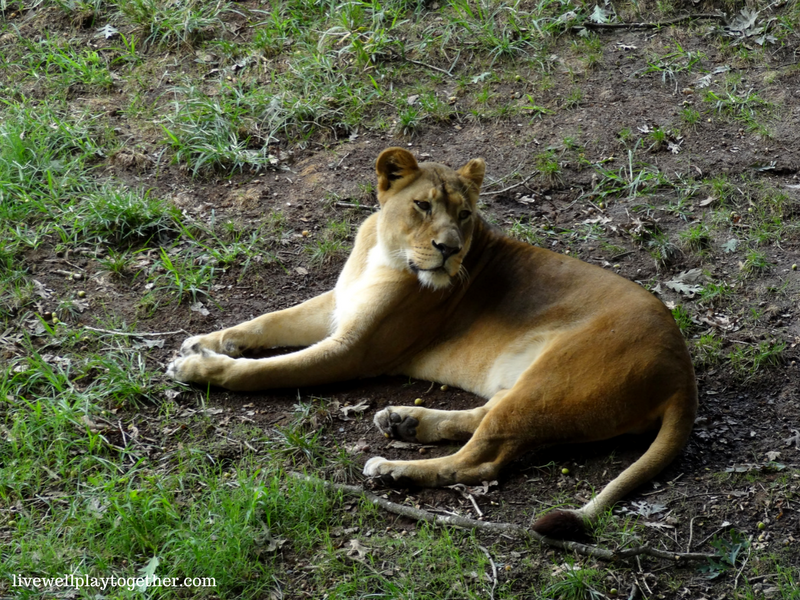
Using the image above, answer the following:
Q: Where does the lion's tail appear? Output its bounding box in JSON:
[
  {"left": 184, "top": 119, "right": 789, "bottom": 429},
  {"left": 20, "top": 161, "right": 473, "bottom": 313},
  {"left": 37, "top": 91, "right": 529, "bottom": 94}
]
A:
[{"left": 531, "top": 387, "right": 697, "bottom": 539}]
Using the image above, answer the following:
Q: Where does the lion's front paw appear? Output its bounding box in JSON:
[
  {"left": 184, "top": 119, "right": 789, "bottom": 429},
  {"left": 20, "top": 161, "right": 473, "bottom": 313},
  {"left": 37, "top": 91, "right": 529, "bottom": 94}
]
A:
[
  {"left": 363, "top": 456, "right": 389, "bottom": 477},
  {"left": 363, "top": 456, "right": 414, "bottom": 487},
  {"left": 179, "top": 333, "right": 242, "bottom": 358},
  {"left": 166, "top": 349, "right": 233, "bottom": 386},
  {"left": 166, "top": 353, "right": 199, "bottom": 382},
  {"left": 374, "top": 408, "right": 420, "bottom": 442},
  {"left": 179, "top": 335, "right": 211, "bottom": 356}
]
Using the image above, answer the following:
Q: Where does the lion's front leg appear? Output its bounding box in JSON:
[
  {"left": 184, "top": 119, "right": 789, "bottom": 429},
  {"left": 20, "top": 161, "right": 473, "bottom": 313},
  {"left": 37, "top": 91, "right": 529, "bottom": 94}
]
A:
[
  {"left": 179, "top": 291, "right": 334, "bottom": 358},
  {"left": 166, "top": 349, "right": 236, "bottom": 387},
  {"left": 167, "top": 335, "right": 363, "bottom": 391}
]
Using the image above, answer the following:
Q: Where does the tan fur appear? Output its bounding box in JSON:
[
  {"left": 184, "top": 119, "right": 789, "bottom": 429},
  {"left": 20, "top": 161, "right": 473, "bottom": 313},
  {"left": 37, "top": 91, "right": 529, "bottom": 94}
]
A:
[{"left": 167, "top": 148, "right": 697, "bottom": 535}]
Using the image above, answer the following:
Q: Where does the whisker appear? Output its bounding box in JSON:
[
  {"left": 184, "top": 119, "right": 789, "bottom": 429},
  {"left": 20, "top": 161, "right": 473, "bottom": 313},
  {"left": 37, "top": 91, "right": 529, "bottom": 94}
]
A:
[{"left": 457, "top": 263, "right": 470, "bottom": 285}]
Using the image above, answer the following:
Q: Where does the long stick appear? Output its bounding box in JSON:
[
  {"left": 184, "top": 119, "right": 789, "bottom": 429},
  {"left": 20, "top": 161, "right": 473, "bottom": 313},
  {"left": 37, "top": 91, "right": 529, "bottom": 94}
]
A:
[
  {"left": 83, "top": 326, "right": 188, "bottom": 337},
  {"left": 575, "top": 13, "right": 726, "bottom": 31},
  {"left": 289, "top": 473, "right": 718, "bottom": 563}
]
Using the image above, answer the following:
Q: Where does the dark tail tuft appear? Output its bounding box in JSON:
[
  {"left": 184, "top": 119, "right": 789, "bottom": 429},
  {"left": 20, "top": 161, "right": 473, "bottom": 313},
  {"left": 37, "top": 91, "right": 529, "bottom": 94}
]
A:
[{"left": 532, "top": 510, "right": 589, "bottom": 541}]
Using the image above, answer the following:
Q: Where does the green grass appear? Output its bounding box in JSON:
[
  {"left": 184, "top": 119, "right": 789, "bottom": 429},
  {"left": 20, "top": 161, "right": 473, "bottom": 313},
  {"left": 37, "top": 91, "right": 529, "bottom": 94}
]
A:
[
  {"left": 146, "top": 247, "right": 216, "bottom": 306},
  {"left": 100, "top": 247, "right": 136, "bottom": 277},
  {"left": 587, "top": 142, "right": 672, "bottom": 201},
  {"left": 305, "top": 219, "right": 352, "bottom": 266},
  {"left": 643, "top": 41, "right": 705, "bottom": 93},
  {"left": 509, "top": 218, "right": 546, "bottom": 246},
  {"left": 9, "top": 33, "right": 115, "bottom": 91},
  {"left": 693, "top": 333, "right": 724, "bottom": 368},
  {"left": 647, "top": 231, "right": 678, "bottom": 266},
  {"left": 535, "top": 149, "right": 563, "bottom": 188},
  {"left": 0, "top": 340, "right": 523, "bottom": 598},
  {"left": 728, "top": 340, "right": 786, "bottom": 380},
  {"left": 741, "top": 248, "right": 773, "bottom": 276},
  {"left": 671, "top": 304, "right": 694, "bottom": 335},
  {"left": 396, "top": 105, "right": 424, "bottom": 137},
  {"left": 118, "top": 0, "right": 232, "bottom": 48},
  {"left": 543, "top": 558, "right": 605, "bottom": 600},
  {"left": 679, "top": 223, "right": 712, "bottom": 253},
  {"left": 76, "top": 186, "right": 180, "bottom": 244},
  {"left": 681, "top": 106, "right": 701, "bottom": 128},
  {"left": 698, "top": 281, "right": 733, "bottom": 307},
  {"left": 702, "top": 82, "right": 773, "bottom": 133},
  {"left": 2, "top": 2, "right": 800, "bottom": 598},
  {"left": 162, "top": 84, "right": 285, "bottom": 175}
]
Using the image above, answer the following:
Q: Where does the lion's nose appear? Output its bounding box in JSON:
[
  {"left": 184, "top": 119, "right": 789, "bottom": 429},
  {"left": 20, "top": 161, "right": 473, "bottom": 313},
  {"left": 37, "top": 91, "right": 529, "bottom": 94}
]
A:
[{"left": 432, "top": 240, "right": 461, "bottom": 260}]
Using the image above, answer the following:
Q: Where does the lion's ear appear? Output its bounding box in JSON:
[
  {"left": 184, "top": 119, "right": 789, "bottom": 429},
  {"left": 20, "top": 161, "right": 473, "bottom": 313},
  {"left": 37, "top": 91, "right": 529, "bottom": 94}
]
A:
[
  {"left": 376, "top": 147, "right": 420, "bottom": 197},
  {"left": 458, "top": 158, "right": 485, "bottom": 192}
]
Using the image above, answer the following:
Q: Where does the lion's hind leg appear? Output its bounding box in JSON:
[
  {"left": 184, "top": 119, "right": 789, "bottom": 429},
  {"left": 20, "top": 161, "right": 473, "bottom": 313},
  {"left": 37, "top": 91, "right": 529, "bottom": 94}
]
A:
[
  {"left": 374, "top": 390, "right": 508, "bottom": 444},
  {"left": 365, "top": 389, "right": 522, "bottom": 487},
  {"left": 363, "top": 433, "right": 522, "bottom": 488}
]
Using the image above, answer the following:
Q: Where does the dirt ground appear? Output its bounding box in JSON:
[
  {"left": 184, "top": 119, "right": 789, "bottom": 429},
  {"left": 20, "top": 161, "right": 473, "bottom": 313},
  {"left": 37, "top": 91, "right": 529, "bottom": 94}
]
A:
[
  {"left": 7, "top": 0, "right": 800, "bottom": 596},
  {"left": 58, "top": 130, "right": 800, "bottom": 592}
]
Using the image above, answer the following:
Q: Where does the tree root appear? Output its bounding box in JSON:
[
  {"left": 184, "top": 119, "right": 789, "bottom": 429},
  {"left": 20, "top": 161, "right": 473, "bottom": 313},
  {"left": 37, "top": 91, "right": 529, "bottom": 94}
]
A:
[{"left": 289, "top": 472, "right": 719, "bottom": 563}]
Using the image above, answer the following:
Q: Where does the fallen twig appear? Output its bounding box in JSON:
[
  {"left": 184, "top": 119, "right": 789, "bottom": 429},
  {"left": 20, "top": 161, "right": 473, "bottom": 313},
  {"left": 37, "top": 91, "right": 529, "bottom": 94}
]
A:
[
  {"left": 83, "top": 326, "right": 189, "bottom": 337},
  {"left": 335, "top": 202, "right": 377, "bottom": 211},
  {"left": 574, "top": 13, "right": 726, "bottom": 31},
  {"left": 482, "top": 173, "right": 536, "bottom": 197},
  {"left": 289, "top": 472, "right": 718, "bottom": 563},
  {"left": 407, "top": 58, "right": 454, "bottom": 77},
  {"left": 478, "top": 545, "right": 498, "bottom": 600},
  {"left": 733, "top": 542, "right": 752, "bottom": 589},
  {"left": 691, "top": 525, "right": 728, "bottom": 551}
]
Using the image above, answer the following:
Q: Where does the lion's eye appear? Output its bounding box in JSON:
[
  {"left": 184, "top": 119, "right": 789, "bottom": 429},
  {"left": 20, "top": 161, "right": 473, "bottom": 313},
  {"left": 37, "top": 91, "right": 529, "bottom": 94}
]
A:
[
  {"left": 459, "top": 210, "right": 472, "bottom": 220},
  {"left": 414, "top": 201, "right": 431, "bottom": 212}
]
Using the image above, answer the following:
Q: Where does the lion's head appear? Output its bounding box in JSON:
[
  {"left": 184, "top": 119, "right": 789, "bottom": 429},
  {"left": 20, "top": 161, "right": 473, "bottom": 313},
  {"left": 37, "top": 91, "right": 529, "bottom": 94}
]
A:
[{"left": 374, "top": 148, "right": 485, "bottom": 290}]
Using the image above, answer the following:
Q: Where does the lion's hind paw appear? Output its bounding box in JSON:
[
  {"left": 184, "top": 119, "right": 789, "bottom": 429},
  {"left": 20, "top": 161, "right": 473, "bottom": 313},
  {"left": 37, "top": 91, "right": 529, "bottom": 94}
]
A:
[{"left": 374, "top": 408, "right": 419, "bottom": 442}]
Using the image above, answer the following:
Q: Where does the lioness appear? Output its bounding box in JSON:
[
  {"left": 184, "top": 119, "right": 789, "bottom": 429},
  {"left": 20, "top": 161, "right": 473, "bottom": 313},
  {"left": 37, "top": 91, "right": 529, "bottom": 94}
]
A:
[{"left": 168, "top": 148, "right": 697, "bottom": 538}]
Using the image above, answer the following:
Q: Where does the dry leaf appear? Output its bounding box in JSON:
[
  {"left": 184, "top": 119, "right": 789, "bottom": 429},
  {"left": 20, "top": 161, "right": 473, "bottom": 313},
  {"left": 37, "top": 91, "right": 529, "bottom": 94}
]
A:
[
  {"left": 664, "top": 269, "right": 705, "bottom": 296},
  {"left": 699, "top": 196, "right": 716, "bottom": 207},
  {"left": 345, "top": 439, "right": 370, "bottom": 454},
  {"left": 190, "top": 302, "right": 210, "bottom": 316},
  {"left": 785, "top": 430, "right": 800, "bottom": 448},
  {"left": 339, "top": 399, "right": 370, "bottom": 420},
  {"left": 346, "top": 539, "right": 370, "bottom": 559},
  {"left": 33, "top": 280, "right": 53, "bottom": 300}
]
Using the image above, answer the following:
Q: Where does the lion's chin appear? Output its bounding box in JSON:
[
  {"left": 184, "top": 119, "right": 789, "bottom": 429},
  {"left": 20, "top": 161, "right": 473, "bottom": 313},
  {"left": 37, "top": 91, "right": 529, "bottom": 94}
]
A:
[{"left": 417, "top": 268, "right": 454, "bottom": 290}]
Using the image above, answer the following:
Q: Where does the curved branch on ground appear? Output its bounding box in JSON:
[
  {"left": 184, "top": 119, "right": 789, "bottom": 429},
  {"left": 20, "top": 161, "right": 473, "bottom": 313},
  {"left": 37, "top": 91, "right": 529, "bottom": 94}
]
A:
[
  {"left": 574, "top": 13, "right": 726, "bottom": 31},
  {"left": 289, "top": 472, "right": 719, "bottom": 563}
]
